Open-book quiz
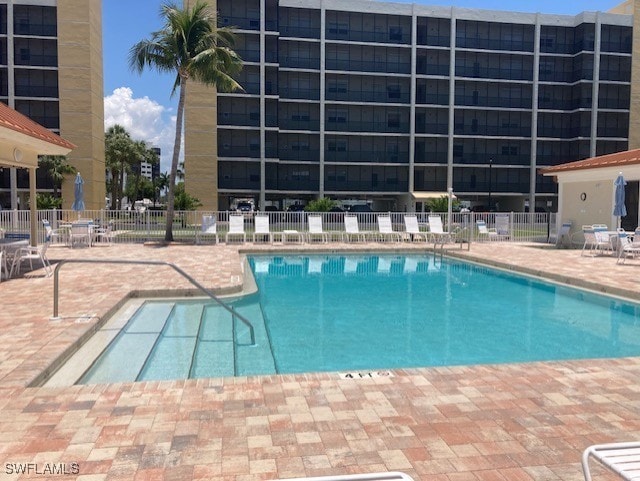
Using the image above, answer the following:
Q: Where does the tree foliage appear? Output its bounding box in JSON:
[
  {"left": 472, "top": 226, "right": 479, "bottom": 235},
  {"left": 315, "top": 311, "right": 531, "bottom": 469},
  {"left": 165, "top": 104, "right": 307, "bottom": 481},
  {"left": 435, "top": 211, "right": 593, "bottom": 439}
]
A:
[
  {"left": 130, "top": 0, "right": 243, "bottom": 241},
  {"left": 304, "top": 198, "right": 337, "bottom": 212},
  {"left": 38, "top": 155, "right": 76, "bottom": 197},
  {"left": 173, "top": 182, "right": 201, "bottom": 211},
  {"left": 427, "top": 195, "right": 460, "bottom": 212}
]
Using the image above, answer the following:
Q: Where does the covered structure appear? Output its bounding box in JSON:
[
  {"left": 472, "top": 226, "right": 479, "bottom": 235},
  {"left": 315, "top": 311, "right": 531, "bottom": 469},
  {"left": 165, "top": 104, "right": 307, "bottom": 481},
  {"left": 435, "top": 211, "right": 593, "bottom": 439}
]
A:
[
  {"left": 0, "top": 103, "right": 75, "bottom": 246},
  {"left": 540, "top": 149, "right": 640, "bottom": 241}
]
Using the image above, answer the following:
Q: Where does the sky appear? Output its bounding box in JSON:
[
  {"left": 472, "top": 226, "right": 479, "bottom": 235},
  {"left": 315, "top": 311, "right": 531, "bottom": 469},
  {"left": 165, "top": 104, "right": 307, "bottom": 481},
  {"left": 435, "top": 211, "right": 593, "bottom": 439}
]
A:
[{"left": 102, "top": 0, "right": 623, "bottom": 173}]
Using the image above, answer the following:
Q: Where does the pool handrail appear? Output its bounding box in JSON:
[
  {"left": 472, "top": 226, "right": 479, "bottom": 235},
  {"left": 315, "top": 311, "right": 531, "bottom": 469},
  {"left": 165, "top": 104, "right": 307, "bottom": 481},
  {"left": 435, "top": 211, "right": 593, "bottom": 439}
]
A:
[{"left": 50, "top": 259, "right": 256, "bottom": 346}]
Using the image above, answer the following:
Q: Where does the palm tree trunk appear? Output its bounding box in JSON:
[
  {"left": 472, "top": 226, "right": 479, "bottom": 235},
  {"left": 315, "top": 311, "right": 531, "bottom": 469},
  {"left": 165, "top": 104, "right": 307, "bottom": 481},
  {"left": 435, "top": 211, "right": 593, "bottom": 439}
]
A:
[{"left": 165, "top": 78, "right": 187, "bottom": 242}]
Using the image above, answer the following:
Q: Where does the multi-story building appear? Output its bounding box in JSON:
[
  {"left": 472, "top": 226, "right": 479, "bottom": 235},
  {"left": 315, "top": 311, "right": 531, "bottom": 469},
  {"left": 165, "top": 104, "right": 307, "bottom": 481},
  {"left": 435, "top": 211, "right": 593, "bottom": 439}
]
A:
[
  {"left": 0, "top": 0, "right": 104, "bottom": 210},
  {"left": 185, "top": 0, "right": 633, "bottom": 212}
]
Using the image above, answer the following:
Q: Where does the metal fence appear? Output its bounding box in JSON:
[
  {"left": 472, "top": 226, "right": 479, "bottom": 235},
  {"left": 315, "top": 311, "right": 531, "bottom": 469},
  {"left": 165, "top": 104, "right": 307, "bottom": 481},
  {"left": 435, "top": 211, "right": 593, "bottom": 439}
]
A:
[{"left": 0, "top": 209, "right": 552, "bottom": 245}]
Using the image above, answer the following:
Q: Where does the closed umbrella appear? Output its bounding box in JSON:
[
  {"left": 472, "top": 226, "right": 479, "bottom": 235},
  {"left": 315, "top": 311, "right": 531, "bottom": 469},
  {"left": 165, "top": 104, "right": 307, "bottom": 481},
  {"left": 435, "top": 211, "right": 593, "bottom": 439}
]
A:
[
  {"left": 71, "top": 172, "right": 85, "bottom": 212},
  {"left": 613, "top": 173, "right": 626, "bottom": 228}
]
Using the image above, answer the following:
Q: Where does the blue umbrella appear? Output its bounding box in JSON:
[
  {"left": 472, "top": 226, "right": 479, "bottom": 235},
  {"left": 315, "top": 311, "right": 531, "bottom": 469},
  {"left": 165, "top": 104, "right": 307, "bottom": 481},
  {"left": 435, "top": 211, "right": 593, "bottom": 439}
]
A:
[
  {"left": 71, "top": 172, "right": 85, "bottom": 212},
  {"left": 613, "top": 173, "right": 627, "bottom": 228}
]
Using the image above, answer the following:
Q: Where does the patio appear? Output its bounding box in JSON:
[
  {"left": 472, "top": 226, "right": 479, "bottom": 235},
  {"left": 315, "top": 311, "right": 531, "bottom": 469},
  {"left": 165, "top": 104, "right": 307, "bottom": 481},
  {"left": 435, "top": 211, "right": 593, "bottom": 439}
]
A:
[{"left": 1, "top": 242, "right": 639, "bottom": 480}]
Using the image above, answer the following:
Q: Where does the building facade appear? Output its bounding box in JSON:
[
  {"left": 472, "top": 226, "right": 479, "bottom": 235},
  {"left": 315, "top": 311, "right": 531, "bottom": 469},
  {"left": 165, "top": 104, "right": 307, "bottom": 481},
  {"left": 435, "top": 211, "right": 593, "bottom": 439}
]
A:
[
  {"left": 184, "top": 0, "right": 633, "bottom": 212},
  {"left": 0, "top": 0, "right": 104, "bottom": 210}
]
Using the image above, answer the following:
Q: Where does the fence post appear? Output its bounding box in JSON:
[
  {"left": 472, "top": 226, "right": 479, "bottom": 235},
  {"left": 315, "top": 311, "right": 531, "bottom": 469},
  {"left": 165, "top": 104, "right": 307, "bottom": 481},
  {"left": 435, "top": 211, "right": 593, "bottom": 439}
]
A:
[{"left": 146, "top": 209, "right": 150, "bottom": 242}]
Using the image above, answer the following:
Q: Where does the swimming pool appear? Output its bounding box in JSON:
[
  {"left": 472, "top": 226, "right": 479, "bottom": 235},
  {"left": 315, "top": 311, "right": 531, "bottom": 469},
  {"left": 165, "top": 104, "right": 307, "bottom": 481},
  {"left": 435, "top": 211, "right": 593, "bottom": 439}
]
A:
[{"left": 77, "top": 254, "right": 640, "bottom": 384}]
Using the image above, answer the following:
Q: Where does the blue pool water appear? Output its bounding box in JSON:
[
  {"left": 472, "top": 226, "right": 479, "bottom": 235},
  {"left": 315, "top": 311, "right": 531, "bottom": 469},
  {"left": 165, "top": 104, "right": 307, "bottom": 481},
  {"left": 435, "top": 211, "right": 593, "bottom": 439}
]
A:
[{"left": 79, "top": 254, "right": 640, "bottom": 384}]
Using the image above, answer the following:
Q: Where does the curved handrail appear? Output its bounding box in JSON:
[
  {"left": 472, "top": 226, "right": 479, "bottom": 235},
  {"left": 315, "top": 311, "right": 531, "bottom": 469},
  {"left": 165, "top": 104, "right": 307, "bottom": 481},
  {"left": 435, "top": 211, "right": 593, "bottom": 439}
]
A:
[{"left": 51, "top": 259, "right": 255, "bottom": 345}]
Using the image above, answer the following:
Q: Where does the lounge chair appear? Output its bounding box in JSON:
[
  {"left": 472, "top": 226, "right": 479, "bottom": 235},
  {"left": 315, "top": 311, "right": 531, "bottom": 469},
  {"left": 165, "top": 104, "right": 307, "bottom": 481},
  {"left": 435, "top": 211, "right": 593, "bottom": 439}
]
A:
[
  {"left": 225, "top": 215, "right": 246, "bottom": 244},
  {"left": 10, "top": 242, "right": 52, "bottom": 277},
  {"left": 343, "top": 215, "right": 368, "bottom": 242},
  {"left": 307, "top": 215, "right": 329, "bottom": 243},
  {"left": 377, "top": 215, "right": 401, "bottom": 242},
  {"left": 582, "top": 441, "right": 640, "bottom": 481},
  {"left": 476, "top": 220, "right": 507, "bottom": 241},
  {"left": 555, "top": 221, "right": 572, "bottom": 247},
  {"left": 403, "top": 215, "right": 428, "bottom": 242},
  {"left": 253, "top": 215, "right": 273, "bottom": 243},
  {"left": 617, "top": 230, "right": 640, "bottom": 264},
  {"left": 196, "top": 215, "right": 218, "bottom": 244},
  {"left": 427, "top": 214, "right": 454, "bottom": 245}
]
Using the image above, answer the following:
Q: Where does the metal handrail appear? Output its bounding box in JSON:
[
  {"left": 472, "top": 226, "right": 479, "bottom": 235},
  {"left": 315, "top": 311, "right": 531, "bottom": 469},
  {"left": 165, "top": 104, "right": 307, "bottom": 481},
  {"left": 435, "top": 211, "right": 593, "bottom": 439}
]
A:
[{"left": 51, "top": 259, "right": 255, "bottom": 345}]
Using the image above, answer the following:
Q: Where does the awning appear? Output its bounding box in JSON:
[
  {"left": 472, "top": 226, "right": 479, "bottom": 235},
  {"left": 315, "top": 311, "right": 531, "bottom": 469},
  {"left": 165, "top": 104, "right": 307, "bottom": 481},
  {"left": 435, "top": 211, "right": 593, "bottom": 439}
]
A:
[{"left": 411, "top": 191, "right": 457, "bottom": 200}]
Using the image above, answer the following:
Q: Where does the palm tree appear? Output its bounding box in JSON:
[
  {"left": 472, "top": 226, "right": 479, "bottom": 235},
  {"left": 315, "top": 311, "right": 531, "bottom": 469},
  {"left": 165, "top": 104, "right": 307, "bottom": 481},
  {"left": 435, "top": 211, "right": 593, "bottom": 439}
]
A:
[
  {"left": 38, "top": 155, "right": 76, "bottom": 197},
  {"left": 130, "top": 0, "right": 242, "bottom": 241}
]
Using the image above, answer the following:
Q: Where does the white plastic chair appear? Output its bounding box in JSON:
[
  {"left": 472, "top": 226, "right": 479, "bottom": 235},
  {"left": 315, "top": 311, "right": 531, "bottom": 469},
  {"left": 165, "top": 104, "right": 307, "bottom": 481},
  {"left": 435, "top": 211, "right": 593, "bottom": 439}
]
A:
[
  {"left": 343, "top": 216, "right": 368, "bottom": 242},
  {"left": 403, "top": 215, "right": 428, "bottom": 242},
  {"left": 196, "top": 215, "right": 218, "bottom": 244},
  {"left": 307, "top": 215, "right": 328, "bottom": 243},
  {"left": 377, "top": 215, "right": 401, "bottom": 242},
  {"left": 428, "top": 215, "right": 454, "bottom": 245},
  {"left": 92, "top": 220, "right": 114, "bottom": 246},
  {"left": 253, "top": 215, "right": 273, "bottom": 243},
  {"left": 582, "top": 441, "right": 640, "bottom": 481},
  {"left": 42, "top": 219, "right": 66, "bottom": 245},
  {"left": 476, "top": 220, "right": 506, "bottom": 241},
  {"left": 10, "top": 242, "right": 52, "bottom": 277},
  {"left": 69, "top": 222, "right": 92, "bottom": 248},
  {"left": 225, "top": 215, "right": 246, "bottom": 244}
]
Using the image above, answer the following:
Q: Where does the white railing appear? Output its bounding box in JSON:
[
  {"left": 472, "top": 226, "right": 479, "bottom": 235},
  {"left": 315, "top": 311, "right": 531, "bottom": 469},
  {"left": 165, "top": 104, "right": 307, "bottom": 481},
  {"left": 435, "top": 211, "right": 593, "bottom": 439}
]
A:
[{"left": 0, "top": 209, "right": 552, "bottom": 244}]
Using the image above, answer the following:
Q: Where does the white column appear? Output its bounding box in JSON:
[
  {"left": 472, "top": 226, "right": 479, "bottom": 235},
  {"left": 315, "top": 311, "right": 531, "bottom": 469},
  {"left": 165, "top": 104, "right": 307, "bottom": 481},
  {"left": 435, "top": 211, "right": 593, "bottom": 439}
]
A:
[
  {"left": 8, "top": 1, "right": 17, "bottom": 210},
  {"left": 408, "top": 5, "right": 417, "bottom": 195},
  {"left": 259, "top": 0, "right": 266, "bottom": 209}
]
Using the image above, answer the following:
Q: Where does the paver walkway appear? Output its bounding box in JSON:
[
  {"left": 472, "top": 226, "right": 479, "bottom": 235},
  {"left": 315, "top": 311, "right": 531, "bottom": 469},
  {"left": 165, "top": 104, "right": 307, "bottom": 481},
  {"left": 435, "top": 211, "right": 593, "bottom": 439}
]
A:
[{"left": 0, "top": 240, "right": 639, "bottom": 480}]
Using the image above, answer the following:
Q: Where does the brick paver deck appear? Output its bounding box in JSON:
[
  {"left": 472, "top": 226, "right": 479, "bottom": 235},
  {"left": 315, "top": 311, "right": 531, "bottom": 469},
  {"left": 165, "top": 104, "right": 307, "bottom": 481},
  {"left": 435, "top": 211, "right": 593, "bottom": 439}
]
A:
[{"left": 0, "top": 240, "right": 639, "bottom": 480}]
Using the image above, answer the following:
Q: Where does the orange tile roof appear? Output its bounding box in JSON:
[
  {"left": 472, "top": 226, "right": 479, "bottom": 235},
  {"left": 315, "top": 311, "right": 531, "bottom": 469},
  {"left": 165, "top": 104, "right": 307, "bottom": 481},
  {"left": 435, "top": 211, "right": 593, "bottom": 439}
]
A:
[
  {"left": 540, "top": 148, "right": 640, "bottom": 175},
  {"left": 0, "top": 101, "right": 75, "bottom": 150}
]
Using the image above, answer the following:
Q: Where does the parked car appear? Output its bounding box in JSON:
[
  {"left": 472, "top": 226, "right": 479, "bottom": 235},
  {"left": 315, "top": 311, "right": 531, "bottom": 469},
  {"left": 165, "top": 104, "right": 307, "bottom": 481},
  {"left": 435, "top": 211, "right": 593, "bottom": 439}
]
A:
[{"left": 348, "top": 204, "right": 373, "bottom": 213}]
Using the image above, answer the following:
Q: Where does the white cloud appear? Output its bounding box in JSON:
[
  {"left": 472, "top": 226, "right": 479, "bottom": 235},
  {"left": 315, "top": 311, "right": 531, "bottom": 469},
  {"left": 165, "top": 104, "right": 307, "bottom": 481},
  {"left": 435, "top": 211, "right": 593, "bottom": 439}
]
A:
[{"left": 104, "top": 87, "right": 180, "bottom": 173}]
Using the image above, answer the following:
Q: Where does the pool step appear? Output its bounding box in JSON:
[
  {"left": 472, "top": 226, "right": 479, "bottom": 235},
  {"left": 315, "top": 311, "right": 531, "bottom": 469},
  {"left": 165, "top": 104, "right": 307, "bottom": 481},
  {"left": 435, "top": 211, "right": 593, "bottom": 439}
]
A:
[{"left": 190, "top": 304, "right": 235, "bottom": 378}]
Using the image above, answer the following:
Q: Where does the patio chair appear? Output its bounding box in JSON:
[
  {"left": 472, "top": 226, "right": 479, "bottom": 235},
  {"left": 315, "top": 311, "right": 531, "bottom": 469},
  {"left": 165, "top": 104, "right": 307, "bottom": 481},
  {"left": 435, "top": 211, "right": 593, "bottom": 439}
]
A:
[
  {"left": 427, "top": 215, "right": 454, "bottom": 245},
  {"left": 377, "top": 215, "right": 401, "bottom": 242},
  {"left": 476, "top": 220, "right": 506, "bottom": 241},
  {"left": 42, "top": 219, "right": 66, "bottom": 245},
  {"left": 617, "top": 230, "right": 640, "bottom": 264},
  {"left": 225, "top": 215, "right": 246, "bottom": 244},
  {"left": 343, "top": 215, "right": 369, "bottom": 242},
  {"left": 307, "top": 215, "right": 329, "bottom": 243},
  {"left": 582, "top": 225, "right": 612, "bottom": 256},
  {"left": 10, "top": 241, "right": 52, "bottom": 277},
  {"left": 403, "top": 215, "right": 428, "bottom": 242},
  {"left": 253, "top": 215, "right": 273, "bottom": 243},
  {"left": 68, "top": 222, "right": 92, "bottom": 248},
  {"left": 92, "top": 220, "right": 114, "bottom": 246},
  {"left": 582, "top": 441, "right": 640, "bottom": 481},
  {"left": 196, "top": 215, "right": 218, "bottom": 244}
]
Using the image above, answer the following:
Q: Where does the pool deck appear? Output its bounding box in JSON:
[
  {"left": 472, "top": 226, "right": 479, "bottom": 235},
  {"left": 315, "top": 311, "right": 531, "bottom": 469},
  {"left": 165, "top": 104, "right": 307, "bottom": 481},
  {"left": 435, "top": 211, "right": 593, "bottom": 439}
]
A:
[{"left": 1, "top": 240, "right": 640, "bottom": 480}]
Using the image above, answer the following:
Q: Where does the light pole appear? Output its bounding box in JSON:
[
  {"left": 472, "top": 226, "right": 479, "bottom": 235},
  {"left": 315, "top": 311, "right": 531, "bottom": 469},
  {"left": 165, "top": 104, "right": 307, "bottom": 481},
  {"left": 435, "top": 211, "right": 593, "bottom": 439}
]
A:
[{"left": 488, "top": 158, "right": 493, "bottom": 211}]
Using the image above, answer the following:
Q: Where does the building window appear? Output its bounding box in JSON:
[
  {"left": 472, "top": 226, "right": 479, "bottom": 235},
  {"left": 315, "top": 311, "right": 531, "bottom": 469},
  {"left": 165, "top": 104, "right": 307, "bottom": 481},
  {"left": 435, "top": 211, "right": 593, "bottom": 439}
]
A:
[
  {"left": 387, "top": 113, "right": 400, "bottom": 128},
  {"left": 387, "top": 85, "right": 401, "bottom": 100},
  {"left": 327, "top": 110, "right": 347, "bottom": 123},
  {"left": 389, "top": 26, "right": 403, "bottom": 41}
]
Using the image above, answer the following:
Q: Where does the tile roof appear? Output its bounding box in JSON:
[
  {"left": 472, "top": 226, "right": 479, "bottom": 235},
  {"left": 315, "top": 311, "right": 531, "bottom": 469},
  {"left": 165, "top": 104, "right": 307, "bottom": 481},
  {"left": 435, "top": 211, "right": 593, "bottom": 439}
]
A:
[
  {"left": 540, "top": 148, "right": 640, "bottom": 175},
  {"left": 0, "top": 101, "right": 75, "bottom": 150}
]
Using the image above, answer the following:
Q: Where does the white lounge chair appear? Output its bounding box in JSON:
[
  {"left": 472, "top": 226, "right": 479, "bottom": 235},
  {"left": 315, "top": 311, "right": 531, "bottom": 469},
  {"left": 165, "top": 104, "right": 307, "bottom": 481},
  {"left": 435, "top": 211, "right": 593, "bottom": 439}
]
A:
[
  {"left": 476, "top": 220, "right": 506, "bottom": 241},
  {"left": 403, "top": 215, "right": 428, "bottom": 242},
  {"left": 582, "top": 441, "right": 640, "bottom": 481},
  {"left": 225, "top": 215, "right": 246, "bottom": 244},
  {"left": 343, "top": 216, "right": 369, "bottom": 242},
  {"left": 427, "top": 215, "right": 454, "bottom": 245},
  {"left": 253, "top": 215, "right": 273, "bottom": 243},
  {"left": 307, "top": 215, "right": 329, "bottom": 243},
  {"left": 377, "top": 215, "right": 401, "bottom": 242},
  {"left": 196, "top": 215, "right": 218, "bottom": 244},
  {"left": 10, "top": 242, "right": 52, "bottom": 277}
]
